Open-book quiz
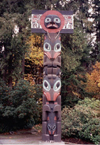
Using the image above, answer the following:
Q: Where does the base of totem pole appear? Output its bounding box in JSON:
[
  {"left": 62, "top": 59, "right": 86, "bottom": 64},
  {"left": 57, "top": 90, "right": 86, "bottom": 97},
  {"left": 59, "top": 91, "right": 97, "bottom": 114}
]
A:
[
  {"left": 42, "top": 134, "right": 61, "bottom": 142},
  {"left": 42, "top": 94, "right": 61, "bottom": 142},
  {"left": 42, "top": 122, "right": 61, "bottom": 142}
]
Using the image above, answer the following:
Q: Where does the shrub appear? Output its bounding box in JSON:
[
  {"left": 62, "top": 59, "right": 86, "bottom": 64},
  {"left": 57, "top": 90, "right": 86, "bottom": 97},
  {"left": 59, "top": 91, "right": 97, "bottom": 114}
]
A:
[
  {"left": 61, "top": 98, "right": 100, "bottom": 144},
  {"left": 0, "top": 79, "right": 40, "bottom": 133}
]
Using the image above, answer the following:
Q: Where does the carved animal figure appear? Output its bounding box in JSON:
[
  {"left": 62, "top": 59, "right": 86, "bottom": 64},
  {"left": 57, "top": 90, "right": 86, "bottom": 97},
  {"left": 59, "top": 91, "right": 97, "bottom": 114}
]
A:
[{"left": 43, "top": 75, "right": 61, "bottom": 101}]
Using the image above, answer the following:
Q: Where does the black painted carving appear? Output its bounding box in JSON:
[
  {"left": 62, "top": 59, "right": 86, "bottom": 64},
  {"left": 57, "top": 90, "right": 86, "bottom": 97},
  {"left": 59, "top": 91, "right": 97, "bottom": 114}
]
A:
[{"left": 44, "top": 15, "right": 61, "bottom": 29}]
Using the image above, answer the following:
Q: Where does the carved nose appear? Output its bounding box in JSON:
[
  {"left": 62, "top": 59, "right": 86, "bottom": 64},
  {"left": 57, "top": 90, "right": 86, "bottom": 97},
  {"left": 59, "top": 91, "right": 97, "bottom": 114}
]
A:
[
  {"left": 50, "top": 22, "right": 55, "bottom": 24},
  {"left": 50, "top": 52, "right": 60, "bottom": 60}
]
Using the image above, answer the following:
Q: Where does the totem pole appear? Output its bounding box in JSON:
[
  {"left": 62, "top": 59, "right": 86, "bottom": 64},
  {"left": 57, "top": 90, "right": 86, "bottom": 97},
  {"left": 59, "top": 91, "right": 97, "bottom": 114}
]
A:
[{"left": 31, "top": 9, "right": 73, "bottom": 142}]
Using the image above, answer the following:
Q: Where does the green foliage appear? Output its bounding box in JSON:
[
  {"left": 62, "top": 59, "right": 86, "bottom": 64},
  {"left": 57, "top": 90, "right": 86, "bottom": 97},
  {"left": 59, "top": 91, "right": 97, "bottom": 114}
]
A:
[
  {"left": 61, "top": 98, "right": 100, "bottom": 144},
  {"left": 0, "top": 79, "right": 40, "bottom": 133},
  {"left": 61, "top": 69, "right": 88, "bottom": 108},
  {"left": 0, "top": 0, "right": 34, "bottom": 86},
  {"left": 60, "top": 0, "right": 92, "bottom": 108},
  {"left": 0, "top": 13, "right": 29, "bottom": 86},
  {"left": 79, "top": 118, "right": 100, "bottom": 145},
  {"left": 78, "top": 97, "right": 100, "bottom": 111}
]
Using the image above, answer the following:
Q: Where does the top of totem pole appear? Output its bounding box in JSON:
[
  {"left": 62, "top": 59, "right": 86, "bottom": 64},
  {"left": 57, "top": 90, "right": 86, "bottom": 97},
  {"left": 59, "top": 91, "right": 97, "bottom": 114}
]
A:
[{"left": 31, "top": 10, "right": 73, "bottom": 33}]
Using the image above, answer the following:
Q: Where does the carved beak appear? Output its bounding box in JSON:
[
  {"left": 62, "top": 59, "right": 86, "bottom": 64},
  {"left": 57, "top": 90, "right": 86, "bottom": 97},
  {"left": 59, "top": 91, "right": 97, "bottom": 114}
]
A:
[
  {"left": 53, "top": 52, "right": 61, "bottom": 59},
  {"left": 43, "top": 91, "right": 51, "bottom": 101},
  {"left": 44, "top": 52, "right": 51, "bottom": 59},
  {"left": 53, "top": 92, "right": 60, "bottom": 101}
]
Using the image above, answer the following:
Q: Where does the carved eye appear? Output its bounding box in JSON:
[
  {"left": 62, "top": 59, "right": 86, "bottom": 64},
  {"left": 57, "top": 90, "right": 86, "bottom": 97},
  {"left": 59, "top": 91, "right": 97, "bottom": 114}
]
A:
[
  {"left": 53, "top": 80, "right": 61, "bottom": 91},
  {"left": 43, "top": 80, "right": 51, "bottom": 91},
  {"left": 44, "top": 42, "right": 51, "bottom": 52},
  {"left": 45, "top": 17, "right": 51, "bottom": 23},
  {"left": 54, "top": 18, "right": 61, "bottom": 23},
  {"left": 54, "top": 43, "right": 61, "bottom": 52},
  {"left": 52, "top": 125, "right": 56, "bottom": 130},
  {"left": 48, "top": 124, "right": 51, "bottom": 130}
]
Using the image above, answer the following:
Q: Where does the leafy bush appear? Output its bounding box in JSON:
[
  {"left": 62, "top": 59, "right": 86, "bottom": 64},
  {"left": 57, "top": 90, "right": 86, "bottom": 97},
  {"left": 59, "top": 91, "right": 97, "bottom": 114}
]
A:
[
  {"left": 0, "top": 79, "right": 41, "bottom": 133},
  {"left": 61, "top": 98, "right": 100, "bottom": 144}
]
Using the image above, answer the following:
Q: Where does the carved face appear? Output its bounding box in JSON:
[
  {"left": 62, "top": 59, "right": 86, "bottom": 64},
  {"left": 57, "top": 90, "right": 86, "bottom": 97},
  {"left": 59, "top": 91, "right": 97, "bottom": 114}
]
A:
[
  {"left": 43, "top": 75, "right": 61, "bottom": 101},
  {"left": 47, "top": 112, "right": 56, "bottom": 135},
  {"left": 44, "top": 15, "right": 61, "bottom": 29},
  {"left": 40, "top": 10, "right": 65, "bottom": 33},
  {"left": 43, "top": 39, "right": 61, "bottom": 59}
]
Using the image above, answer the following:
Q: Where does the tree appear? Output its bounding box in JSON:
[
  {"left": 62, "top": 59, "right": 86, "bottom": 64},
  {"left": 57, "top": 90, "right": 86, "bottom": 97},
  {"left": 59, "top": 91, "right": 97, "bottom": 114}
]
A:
[
  {"left": 0, "top": 0, "right": 35, "bottom": 87},
  {"left": 85, "top": 61, "right": 100, "bottom": 99},
  {"left": 25, "top": 34, "right": 43, "bottom": 84},
  {"left": 90, "top": 0, "right": 100, "bottom": 63},
  {"left": 0, "top": 1, "right": 43, "bottom": 132},
  {"left": 60, "top": 0, "right": 93, "bottom": 107},
  {"left": 0, "top": 13, "right": 29, "bottom": 87}
]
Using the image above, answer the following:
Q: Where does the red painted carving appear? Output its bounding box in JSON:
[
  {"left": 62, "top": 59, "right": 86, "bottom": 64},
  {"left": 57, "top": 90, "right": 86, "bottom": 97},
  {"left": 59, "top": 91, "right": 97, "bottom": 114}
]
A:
[{"left": 40, "top": 10, "right": 65, "bottom": 33}]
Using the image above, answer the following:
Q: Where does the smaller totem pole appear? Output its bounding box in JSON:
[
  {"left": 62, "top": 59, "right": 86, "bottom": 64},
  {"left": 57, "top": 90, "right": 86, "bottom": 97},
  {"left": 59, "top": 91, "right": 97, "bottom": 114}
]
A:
[{"left": 31, "top": 9, "right": 73, "bottom": 142}]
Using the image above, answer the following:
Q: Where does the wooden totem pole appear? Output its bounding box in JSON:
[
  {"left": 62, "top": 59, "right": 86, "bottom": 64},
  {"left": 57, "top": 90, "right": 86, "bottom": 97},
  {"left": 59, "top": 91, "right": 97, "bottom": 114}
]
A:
[{"left": 31, "top": 9, "right": 73, "bottom": 142}]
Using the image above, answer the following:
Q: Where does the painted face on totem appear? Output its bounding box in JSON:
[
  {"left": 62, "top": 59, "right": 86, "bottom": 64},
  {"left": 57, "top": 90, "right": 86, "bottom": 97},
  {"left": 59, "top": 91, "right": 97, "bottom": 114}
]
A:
[
  {"left": 43, "top": 75, "right": 61, "bottom": 101},
  {"left": 44, "top": 15, "right": 61, "bottom": 29},
  {"left": 47, "top": 113, "right": 56, "bottom": 135},
  {"left": 43, "top": 39, "right": 61, "bottom": 59},
  {"left": 43, "top": 103, "right": 57, "bottom": 135}
]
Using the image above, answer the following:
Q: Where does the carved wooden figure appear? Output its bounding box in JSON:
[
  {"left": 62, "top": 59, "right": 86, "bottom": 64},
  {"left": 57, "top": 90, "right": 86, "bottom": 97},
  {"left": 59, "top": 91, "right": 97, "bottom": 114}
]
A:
[{"left": 31, "top": 9, "right": 73, "bottom": 142}]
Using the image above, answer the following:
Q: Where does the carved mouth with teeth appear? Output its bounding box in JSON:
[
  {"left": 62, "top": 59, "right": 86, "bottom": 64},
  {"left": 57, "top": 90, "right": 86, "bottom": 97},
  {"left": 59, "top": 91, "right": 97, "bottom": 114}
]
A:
[{"left": 44, "top": 15, "right": 61, "bottom": 29}]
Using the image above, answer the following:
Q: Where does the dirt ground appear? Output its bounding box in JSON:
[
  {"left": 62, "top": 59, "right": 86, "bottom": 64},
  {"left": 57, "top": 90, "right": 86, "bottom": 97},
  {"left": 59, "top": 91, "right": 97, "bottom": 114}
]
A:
[
  {"left": 0, "top": 128, "right": 94, "bottom": 145},
  {"left": 0, "top": 134, "right": 67, "bottom": 145},
  {"left": 0, "top": 134, "right": 94, "bottom": 145}
]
